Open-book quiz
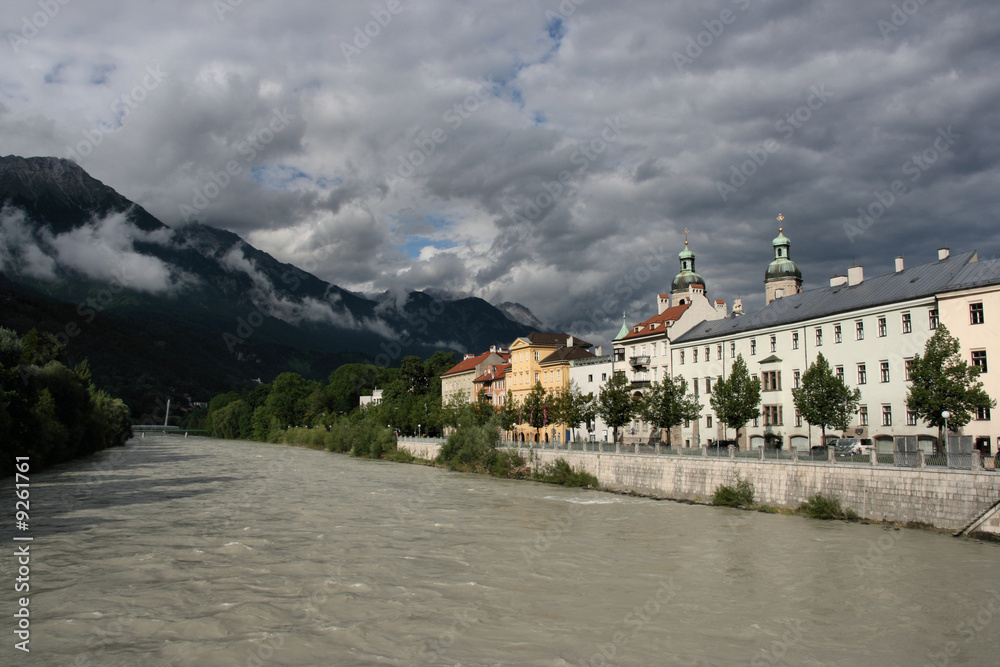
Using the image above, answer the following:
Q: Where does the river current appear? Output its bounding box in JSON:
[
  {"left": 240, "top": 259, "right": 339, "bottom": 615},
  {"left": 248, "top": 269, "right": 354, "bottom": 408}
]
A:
[{"left": 2, "top": 434, "right": 998, "bottom": 666}]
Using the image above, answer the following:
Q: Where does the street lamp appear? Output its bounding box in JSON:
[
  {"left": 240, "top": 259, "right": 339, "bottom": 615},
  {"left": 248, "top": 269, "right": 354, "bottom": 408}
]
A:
[{"left": 941, "top": 410, "right": 950, "bottom": 451}]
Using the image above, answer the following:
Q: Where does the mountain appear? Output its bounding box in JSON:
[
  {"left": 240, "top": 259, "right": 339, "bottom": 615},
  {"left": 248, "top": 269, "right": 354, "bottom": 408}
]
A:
[
  {"left": 496, "top": 301, "right": 546, "bottom": 330},
  {"left": 0, "top": 155, "right": 534, "bottom": 417}
]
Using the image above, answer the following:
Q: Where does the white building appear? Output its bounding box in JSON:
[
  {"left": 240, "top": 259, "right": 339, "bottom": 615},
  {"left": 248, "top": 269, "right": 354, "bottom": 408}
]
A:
[{"left": 671, "top": 236, "right": 1000, "bottom": 455}]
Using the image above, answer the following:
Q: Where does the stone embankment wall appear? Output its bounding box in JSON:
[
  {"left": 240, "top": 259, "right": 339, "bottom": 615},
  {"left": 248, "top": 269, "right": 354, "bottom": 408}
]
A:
[{"left": 395, "top": 441, "right": 1000, "bottom": 532}]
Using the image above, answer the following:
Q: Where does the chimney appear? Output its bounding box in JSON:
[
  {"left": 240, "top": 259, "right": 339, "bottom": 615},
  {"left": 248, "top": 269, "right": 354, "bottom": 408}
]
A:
[
  {"left": 894, "top": 257, "right": 904, "bottom": 273},
  {"left": 938, "top": 247, "right": 950, "bottom": 260},
  {"left": 830, "top": 275, "right": 848, "bottom": 287},
  {"left": 715, "top": 300, "right": 727, "bottom": 316},
  {"left": 847, "top": 265, "right": 864, "bottom": 286},
  {"left": 566, "top": 335, "right": 574, "bottom": 347},
  {"left": 464, "top": 353, "right": 475, "bottom": 360},
  {"left": 490, "top": 345, "right": 497, "bottom": 353},
  {"left": 595, "top": 345, "right": 603, "bottom": 357}
]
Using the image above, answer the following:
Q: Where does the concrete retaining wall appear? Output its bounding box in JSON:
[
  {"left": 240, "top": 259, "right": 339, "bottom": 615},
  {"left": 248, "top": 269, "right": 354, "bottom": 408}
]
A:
[{"left": 396, "top": 441, "right": 1000, "bottom": 531}]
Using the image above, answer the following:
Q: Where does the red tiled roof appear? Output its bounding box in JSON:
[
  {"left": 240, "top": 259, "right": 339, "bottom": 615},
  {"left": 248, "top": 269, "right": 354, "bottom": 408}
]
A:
[
  {"left": 619, "top": 303, "right": 690, "bottom": 341},
  {"left": 441, "top": 351, "right": 508, "bottom": 377}
]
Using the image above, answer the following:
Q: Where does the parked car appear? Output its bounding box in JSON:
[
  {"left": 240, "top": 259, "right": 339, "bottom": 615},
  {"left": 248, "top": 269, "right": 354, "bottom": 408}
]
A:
[{"left": 833, "top": 438, "right": 873, "bottom": 456}]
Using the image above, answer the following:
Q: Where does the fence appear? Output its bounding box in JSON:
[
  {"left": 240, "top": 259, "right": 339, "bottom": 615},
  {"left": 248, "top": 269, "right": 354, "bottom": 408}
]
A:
[{"left": 482, "top": 439, "right": 992, "bottom": 471}]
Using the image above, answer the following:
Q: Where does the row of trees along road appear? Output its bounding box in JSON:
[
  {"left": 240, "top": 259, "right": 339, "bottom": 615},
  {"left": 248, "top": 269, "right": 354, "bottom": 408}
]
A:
[{"left": 514, "top": 323, "right": 993, "bottom": 450}]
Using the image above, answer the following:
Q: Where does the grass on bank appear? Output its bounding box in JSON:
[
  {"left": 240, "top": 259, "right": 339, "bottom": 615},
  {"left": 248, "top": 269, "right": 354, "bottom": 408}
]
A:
[
  {"left": 277, "top": 407, "right": 595, "bottom": 488},
  {"left": 712, "top": 474, "right": 861, "bottom": 522}
]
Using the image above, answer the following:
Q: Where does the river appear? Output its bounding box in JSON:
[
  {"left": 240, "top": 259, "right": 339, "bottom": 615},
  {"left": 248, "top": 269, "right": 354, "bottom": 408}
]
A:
[{"left": 2, "top": 434, "right": 998, "bottom": 666}]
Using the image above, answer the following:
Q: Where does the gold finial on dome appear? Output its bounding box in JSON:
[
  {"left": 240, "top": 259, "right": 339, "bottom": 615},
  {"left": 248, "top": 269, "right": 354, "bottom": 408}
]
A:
[{"left": 683, "top": 227, "right": 689, "bottom": 245}]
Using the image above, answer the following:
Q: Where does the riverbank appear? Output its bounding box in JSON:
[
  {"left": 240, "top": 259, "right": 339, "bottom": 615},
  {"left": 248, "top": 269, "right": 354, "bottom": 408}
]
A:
[{"left": 394, "top": 440, "right": 1000, "bottom": 534}]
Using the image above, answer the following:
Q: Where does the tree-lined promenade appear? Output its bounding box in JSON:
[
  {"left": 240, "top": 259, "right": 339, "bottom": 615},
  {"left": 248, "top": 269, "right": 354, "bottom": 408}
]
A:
[{"left": 202, "top": 325, "right": 994, "bottom": 464}]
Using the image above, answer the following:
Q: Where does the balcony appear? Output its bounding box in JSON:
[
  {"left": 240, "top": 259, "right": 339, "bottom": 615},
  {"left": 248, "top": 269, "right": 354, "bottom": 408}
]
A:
[
  {"left": 629, "top": 355, "right": 650, "bottom": 368},
  {"left": 630, "top": 380, "right": 651, "bottom": 390}
]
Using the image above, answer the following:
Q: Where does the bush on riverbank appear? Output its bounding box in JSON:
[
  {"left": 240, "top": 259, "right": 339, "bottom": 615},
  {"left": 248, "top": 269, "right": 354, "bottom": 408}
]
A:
[
  {"left": 1, "top": 328, "right": 133, "bottom": 476},
  {"left": 532, "top": 458, "right": 598, "bottom": 487},
  {"left": 436, "top": 408, "right": 502, "bottom": 473},
  {"left": 799, "top": 493, "right": 859, "bottom": 520},
  {"left": 712, "top": 474, "right": 755, "bottom": 507},
  {"left": 279, "top": 414, "right": 396, "bottom": 459}
]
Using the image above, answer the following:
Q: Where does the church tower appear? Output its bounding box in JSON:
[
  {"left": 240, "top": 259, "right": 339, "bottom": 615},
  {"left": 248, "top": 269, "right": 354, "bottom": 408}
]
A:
[
  {"left": 670, "top": 229, "right": 707, "bottom": 306},
  {"left": 764, "top": 218, "right": 802, "bottom": 305}
]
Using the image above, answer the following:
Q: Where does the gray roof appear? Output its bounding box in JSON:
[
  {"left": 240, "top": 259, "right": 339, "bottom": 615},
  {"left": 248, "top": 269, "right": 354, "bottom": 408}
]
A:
[{"left": 674, "top": 250, "right": 997, "bottom": 343}]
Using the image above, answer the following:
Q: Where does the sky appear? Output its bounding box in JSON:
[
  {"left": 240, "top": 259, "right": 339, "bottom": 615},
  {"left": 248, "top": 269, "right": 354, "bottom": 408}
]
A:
[{"left": 3, "top": 0, "right": 999, "bottom": 346}]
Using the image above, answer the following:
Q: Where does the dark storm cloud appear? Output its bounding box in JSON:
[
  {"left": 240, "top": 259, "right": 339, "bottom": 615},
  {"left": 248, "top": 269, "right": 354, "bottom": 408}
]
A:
[{"left": 2, "top": 0, "right": 998, "bottom": 344}]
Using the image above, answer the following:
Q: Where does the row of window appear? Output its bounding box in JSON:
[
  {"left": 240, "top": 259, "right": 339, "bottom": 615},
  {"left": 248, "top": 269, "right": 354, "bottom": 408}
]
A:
[
  {"left": 689, "top": 405, "right": 993, "bottom": 430},
  {"left": 679, "top": 308, "right": 948, "bottom": 365}
]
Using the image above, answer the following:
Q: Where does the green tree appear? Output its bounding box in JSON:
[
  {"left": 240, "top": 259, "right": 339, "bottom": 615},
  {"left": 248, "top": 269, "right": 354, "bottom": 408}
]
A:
[
  {"left": 639, "top": 374, "right": 702, "bottom": 446},
  {"left": 792, "top": 352, "right": 862, "bottom": 449},
  {"left": 906, "top": 324, "right": 995, "bottom": 450},
  {"left": 710, "top": 354, "right": 760, "bottom": 446},
  {"left": 497, "top": 389, "right": 519, "bottom": 440},
  {"left": 553, "top": 382, "right": 596, "bottom": 443},
  {"left": 597, "top": 371, "right": 634, "bottom": 442},
  {"left": 522, "top": 382, "right": 548, "bottom": 441}
]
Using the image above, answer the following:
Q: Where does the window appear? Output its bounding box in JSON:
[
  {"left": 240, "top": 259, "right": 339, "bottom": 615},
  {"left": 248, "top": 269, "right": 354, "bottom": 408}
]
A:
[
  {"left": 929, "top": 308, "right": 939, "bottom": 330},
  {"left": 705, "top": 377, "right": 712, "bottom": 394},
  {"left": 602, "top": 373, "right": 607, "bottom": 382},
  {"left": 878, "top": 317, "right": 887, "bottom": 337},
  {"left": 971, "top": 302, "right": 984, "bottom": 325},
  {"left": 816, "top": 327, "right": 823, "bottom": 346},
  {"left": 880, "top": 361, "right": 890, "bottom": 383},
  {"left": 793, "top": 370, "right": 801, "bottom": 388},
  {"left": 834, "top": 324, "right": 842, "bottom": 344},
  {"left": 535, "top": 373, "right": 539, "bottom": 383},
  {"left": 730, "top": 342, "right": 736, "bottom": 358},
  {"left": 653, "top": 367, "right": 658, "bottom": 382},
  {"left": 905, "top": 358, "right": 914, "bottom": 381},
  {"left": 907, "top": 410, "right": 918, "bottom": 426},
  {"left": 902, "top": 313, "right": 912, "bottom": 334},
  {"left": 795, "top": 409, "right": 802, "bottom": 427},
  {"left": 750, "top": 339, "right": 757, "bottom": 355},
  {"left": 763, "top": 371, "right": 781, "bottom": 391},
  {"left": 706, "top": 415, "right": 713, "bottom": 428},
  {"left": 651, "top": 342, "right": 656, "bottom": 358},
  {"left": 705, "top": 346, "right": 711, "bottom": 361},
  {"left": 680, "top": 351, "right": 685, "bottom": 365},
  {"left": 835, "top": 365, "right": 844, "bottom": 381},
  {"left": 752, "top": 415, "right": 759, "bottom": 428},
  {"left": 770, "top": 335, "right": 777, "bottom": 353},
  {"left": 859, "top": 405, "right": 868, "bottom": 426},
  {"left": 856, "top": 320, "right": 865, "bottom": 340},
  {"left": 792, "top": 332, "right": 799, "bottom": 349},
  {"left": 717, "top": 345, "right": 723, "bottom": 360},
  {"left": 588, "top": 374, "right": 593, "bottom": 383},
  {"left": 857, "top": 364, "right": 867, "bottom": 384},
  {"left": 692, "top": 378, "right": 699, "bottom": 395},
  {"left": 752, "top": 374, "right": 759, "bottom": 387},
  {"left": 882, "top": 405, "right": 892, "bottom": 427},
  {"left": 534, "top": 350, "right": 539, "bottom": 361},
  {"left": 693, "top": 349, "right": 698, "bottom": 363},
  {"left": 763, "top": 405, "right": 783, "bottom": 426},
  {"left": 977, "top": 406, "right": 992, "bottom": 421},
  {"left": 972, "top": 350, "right": 988, "bottom": 373}
]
